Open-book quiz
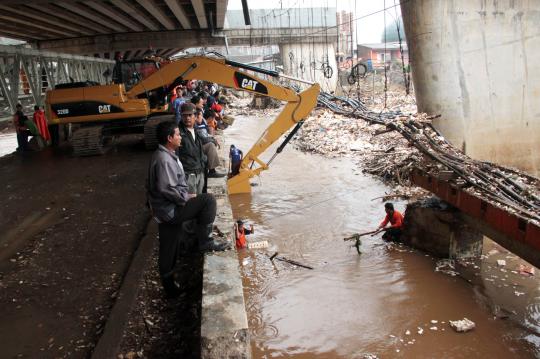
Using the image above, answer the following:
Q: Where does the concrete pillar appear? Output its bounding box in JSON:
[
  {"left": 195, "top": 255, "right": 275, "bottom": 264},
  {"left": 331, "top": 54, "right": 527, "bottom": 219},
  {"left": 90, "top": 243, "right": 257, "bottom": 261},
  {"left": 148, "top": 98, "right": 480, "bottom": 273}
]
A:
[
  {"left": 402, "top": 197, "right": 483, "bottom": 259},
  {"left": 401, "top": 0, "right": 540, "bottom": 175},
  {"left": 279, "top": 43, "right": 338, "bottom": 93}
]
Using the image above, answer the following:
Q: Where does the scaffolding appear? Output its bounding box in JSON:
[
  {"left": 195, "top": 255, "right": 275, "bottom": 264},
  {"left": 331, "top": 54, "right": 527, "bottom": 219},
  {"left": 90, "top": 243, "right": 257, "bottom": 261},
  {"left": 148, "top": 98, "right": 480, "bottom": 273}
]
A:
[{"left": 0, "top": 45, "right": 114, "bottom": 112}]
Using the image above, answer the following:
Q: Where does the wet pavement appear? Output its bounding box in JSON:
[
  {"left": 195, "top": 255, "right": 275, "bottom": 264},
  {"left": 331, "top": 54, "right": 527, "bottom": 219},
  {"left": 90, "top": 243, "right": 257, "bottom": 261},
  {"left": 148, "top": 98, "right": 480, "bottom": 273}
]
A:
[
  {"left": 0, "top": 136, "right": 152, "bottom": 358},
  {"left": 0, "top": 132, "right": 16, "bottom": 157},
  {"left": 225, "top": 111, "right": 540, "bottom": 358}
]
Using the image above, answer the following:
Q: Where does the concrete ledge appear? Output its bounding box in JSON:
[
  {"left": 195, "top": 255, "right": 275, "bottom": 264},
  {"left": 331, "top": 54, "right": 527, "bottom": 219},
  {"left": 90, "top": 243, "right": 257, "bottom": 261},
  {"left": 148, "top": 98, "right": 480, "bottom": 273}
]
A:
[
  {"left": 200, "top": 139, "right": 250, "bottom": 358},
  {"left": 201, "top": 253, "right": 250, "bottom": 358}
]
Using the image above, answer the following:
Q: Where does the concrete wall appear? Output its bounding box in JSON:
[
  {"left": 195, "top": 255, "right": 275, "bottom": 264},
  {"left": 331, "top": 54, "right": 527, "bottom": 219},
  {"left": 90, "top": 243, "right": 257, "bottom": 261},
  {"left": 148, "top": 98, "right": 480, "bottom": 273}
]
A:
[
  {"left": 401, "top": 0, "right": 540, "bottom": 175},
  {"left": 279, "top": 43, "right": 338, "bottom": 93},
  {"left": 403, "top": 198, "right": 483, "bottom": 259}
]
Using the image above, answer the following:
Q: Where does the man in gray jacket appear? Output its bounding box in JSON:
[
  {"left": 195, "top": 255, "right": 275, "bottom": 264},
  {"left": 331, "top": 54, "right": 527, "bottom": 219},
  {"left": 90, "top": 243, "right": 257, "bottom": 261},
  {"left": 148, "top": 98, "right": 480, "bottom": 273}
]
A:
[{"left": 146, "top": 121, "right": 229, "bottom": 296}]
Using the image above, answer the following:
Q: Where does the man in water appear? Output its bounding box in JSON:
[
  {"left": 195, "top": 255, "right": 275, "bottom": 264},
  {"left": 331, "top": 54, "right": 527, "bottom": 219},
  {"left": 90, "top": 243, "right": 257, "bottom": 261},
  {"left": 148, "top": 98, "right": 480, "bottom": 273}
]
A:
[{"left": 377, "top": 202, "right": 403, "bottom": 241}]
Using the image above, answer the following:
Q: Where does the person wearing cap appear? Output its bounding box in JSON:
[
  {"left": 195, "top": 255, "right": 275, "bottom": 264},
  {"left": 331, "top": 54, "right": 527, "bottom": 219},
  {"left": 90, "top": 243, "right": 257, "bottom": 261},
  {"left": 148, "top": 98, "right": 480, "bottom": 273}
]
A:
[
  {"left": 234, "top": 220, "right": 254, "bottom": 249},
  {"left": 146, "top": 121, "right": 230, "bottom": 296},
  {"left": 377, "top": 202, "right": 404, "bottom": 241},
  {"left": 177, "top": 102, "right": 207, "bottom": 194}
]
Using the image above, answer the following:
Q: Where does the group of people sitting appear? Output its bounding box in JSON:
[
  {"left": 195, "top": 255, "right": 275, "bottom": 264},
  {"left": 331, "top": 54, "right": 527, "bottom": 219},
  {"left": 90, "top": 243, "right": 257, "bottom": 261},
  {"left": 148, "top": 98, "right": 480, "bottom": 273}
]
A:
[
  {"left": 12, "top": 103, "right": 51, "bottom": 152},
  {"left": 146, "top": 81, "right": 245, "bottom": 297}
]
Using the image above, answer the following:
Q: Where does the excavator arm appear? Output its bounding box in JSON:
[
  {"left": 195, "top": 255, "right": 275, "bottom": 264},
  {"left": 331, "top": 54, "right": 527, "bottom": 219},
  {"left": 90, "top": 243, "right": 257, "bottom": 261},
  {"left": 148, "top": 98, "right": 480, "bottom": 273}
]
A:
[{"left": 128, "top": 56, "right": 320, "bottom": 194}]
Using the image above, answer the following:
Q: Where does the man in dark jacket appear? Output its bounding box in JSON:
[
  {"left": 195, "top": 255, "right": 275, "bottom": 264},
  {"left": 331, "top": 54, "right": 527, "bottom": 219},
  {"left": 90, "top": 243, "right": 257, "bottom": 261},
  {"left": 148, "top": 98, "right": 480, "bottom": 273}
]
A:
[
  {"left": 177, "top": 102, "right": 207, "bottom": 194},
  {"left": 146, "top": 121, "right": 229, "bottom": 297}
]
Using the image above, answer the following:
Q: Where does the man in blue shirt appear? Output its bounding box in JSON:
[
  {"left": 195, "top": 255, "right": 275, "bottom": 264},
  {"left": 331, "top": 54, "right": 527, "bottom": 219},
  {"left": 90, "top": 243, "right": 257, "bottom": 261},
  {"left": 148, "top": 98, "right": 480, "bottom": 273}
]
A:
[{"left": 172, "top": 87, "right": 185, "bottom": 124}]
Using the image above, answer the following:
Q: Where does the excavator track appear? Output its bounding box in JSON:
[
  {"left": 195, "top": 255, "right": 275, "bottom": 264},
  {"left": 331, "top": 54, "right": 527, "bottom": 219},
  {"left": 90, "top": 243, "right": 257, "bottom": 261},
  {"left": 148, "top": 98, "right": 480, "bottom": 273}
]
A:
[
  {"left": 71, "top": 126, "right": 110, "bottom": 156},
  {"left": 144, "top": 115, "right": 174, "bottom": 150}
]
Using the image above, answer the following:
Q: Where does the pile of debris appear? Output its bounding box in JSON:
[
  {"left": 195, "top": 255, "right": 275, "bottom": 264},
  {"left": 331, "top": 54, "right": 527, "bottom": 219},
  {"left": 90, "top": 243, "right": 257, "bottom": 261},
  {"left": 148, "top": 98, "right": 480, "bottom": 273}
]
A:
[
  {"left": 295, "top": 108, "right": 428, "bottom": 200},
  {"left": 302, "top": 91, "right": 540, "bottom": 224}
]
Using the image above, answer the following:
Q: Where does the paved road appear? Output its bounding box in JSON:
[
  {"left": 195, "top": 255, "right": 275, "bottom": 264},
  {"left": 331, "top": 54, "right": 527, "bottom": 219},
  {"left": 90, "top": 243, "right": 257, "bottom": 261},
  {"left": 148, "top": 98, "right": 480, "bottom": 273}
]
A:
[{"left": 0, "top": 136, "right": 151, "bottom": 358}]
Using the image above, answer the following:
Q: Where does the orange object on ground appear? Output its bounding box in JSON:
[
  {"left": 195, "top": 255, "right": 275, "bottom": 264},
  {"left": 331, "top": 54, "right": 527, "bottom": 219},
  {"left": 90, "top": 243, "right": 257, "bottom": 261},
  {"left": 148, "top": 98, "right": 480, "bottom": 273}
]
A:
[{"left": 380, "top": 210, "right": 404, "bottom": 229}]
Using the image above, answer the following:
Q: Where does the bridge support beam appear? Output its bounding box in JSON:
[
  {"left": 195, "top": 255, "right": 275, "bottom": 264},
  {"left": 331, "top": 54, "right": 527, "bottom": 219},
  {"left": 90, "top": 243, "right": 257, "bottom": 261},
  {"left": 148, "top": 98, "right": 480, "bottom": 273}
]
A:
[
  {"left": 401, "top": 0, "right": 540, "bottom": 175},
  {"left": 279, "top": 43, "right": 338, "bottom": 93},
  {"left": 403, "top": 197, "right": 483, "bottom": 259}
]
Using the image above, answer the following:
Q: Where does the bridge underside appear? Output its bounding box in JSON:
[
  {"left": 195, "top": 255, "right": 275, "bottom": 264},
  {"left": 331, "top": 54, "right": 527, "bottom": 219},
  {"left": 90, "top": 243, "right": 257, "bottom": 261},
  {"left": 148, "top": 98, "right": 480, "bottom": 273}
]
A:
[
  {"left": 0, "top": 0, "right": 230, "bottom": 59},
  {"left": 34, "top": 27, "right": 337, "bottom": 59}
]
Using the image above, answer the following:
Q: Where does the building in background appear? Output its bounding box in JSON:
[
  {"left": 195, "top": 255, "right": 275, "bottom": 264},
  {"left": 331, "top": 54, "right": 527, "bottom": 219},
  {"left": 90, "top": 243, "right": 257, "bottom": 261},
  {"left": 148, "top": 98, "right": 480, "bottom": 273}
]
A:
[
  {"left": 336, "top": 11, "right": 353, "bottom": 63},
  {"left": 357, "top": 42, "right": 408, "bottom": 67}
]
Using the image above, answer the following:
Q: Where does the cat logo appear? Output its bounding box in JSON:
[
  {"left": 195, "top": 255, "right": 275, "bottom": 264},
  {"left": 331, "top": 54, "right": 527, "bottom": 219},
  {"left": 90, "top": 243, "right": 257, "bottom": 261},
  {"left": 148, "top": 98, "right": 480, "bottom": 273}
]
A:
[
  {"left": 241, "top": 79, "right": 258, "bottom": 91},
  {"left": 233, "top": 72, "right": 268, "bottom": 94},
  {"left": 98, "top": 104, "right": 111, "bottom": 114}
]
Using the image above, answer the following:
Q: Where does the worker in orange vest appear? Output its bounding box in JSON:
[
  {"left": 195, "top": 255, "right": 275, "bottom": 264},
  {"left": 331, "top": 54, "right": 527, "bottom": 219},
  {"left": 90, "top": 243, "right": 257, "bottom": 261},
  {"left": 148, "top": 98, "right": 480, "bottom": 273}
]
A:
[
  {"left": 33, "top": 105, "right": 51, "bottom": 143},
  {"left": 377, "top": 202, "right": 404, "bottom": 241},
  {"left": 234, "top": 220, "right": 254, "bottom": 249}
]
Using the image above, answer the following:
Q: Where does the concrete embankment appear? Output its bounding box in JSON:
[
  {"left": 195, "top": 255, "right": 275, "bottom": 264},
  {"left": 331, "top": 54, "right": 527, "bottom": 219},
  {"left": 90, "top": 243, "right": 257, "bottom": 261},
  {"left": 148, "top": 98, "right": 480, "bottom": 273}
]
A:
[
  {"left": 104, "top": 132, "right": 251, "bottom": 358},
  {"left": 200, "top": 141, "right": 250, "bottom": 359}
]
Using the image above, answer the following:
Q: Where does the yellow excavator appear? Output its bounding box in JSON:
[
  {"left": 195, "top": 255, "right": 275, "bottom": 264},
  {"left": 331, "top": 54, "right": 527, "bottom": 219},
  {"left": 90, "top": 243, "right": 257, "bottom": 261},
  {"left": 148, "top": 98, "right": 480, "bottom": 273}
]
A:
[{"left": 45, "top": 56, "right": 320, "bottom": 194}]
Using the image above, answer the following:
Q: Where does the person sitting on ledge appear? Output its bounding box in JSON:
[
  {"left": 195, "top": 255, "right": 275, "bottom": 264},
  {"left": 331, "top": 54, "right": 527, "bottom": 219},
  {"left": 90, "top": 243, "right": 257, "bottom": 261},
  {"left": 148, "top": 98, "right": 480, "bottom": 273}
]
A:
[{"left": 146, "top": 121, "right": 230, "bottom": 296}]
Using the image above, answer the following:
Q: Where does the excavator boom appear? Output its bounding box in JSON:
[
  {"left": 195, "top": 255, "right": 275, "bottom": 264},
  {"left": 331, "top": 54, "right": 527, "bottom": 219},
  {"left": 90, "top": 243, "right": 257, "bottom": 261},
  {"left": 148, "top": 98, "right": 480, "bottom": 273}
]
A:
[{"left": 129, "top": 56, "right": 320, "bottom": 194}]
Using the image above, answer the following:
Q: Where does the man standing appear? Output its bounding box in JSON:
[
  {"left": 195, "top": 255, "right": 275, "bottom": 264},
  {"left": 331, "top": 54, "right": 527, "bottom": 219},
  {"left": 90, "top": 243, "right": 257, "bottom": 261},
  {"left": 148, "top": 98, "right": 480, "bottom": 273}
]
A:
[
  {"left": 172, "top": 87, "right": 185, "bottom": 124},
  {"left": 146, "top": 121, "right": 229, "bottom": 296},
  {"left": 377, "top": 202, "right": 404, "bottom": 241},
  {"left": 177, "top": 103, "right": 206, "bottom": 194},
  {"left": 13, "top": 103, "right": 29, "bottom": 151}
]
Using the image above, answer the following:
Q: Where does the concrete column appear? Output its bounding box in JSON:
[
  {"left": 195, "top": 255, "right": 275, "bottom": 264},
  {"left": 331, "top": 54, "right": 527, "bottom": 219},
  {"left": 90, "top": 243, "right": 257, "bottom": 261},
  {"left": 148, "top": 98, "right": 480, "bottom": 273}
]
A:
[
  {"left": 279, "top": 43, "right": 338, "bottom": 93},
  {"left": 401, "top": 0, "right": 540, "bottom": 175},
  {"left": 402, "top": 198, "right": 483, "bottom": 259}
]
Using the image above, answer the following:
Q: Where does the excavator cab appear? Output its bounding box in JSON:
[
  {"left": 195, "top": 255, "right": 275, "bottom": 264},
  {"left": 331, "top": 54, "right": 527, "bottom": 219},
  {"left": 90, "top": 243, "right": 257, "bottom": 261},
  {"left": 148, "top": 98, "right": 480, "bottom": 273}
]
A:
[{"left": 112, "top": 59, "right": 168, "bottom": 111}]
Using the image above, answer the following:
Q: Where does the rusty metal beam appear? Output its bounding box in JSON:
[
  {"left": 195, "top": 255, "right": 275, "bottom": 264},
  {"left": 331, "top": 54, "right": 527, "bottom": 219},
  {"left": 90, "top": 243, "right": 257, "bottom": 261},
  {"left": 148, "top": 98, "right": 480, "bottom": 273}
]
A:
[{"left": 411, "top": 169, "right": 540, "bottom": 268}]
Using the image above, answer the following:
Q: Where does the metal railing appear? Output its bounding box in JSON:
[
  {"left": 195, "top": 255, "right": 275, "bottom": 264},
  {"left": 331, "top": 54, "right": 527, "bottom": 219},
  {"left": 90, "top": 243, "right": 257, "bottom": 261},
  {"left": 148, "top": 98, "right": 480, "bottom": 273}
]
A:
[{"left": 0, "top": 45, "right": 115, "bottom": 113}]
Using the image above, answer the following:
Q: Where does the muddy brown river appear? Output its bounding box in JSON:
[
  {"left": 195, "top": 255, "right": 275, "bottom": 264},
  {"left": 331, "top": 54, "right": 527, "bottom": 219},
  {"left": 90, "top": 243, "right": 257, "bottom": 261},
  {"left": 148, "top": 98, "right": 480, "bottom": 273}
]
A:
[{"left": 224, "top": 112, "right": 540, "bottom": 358}]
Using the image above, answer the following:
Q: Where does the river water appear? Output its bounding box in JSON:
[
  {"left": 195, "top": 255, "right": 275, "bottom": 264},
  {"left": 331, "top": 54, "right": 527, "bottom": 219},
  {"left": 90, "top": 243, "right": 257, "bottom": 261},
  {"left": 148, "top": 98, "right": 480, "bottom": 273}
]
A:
[{"left": 224, "top": 111, "right": 540, "bottom": 358}]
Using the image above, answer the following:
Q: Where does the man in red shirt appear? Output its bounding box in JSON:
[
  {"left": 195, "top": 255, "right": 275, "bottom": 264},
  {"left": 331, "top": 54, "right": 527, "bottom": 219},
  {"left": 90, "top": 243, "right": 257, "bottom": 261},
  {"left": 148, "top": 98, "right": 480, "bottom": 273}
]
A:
[
  {"left": 234, "top": 220, "right": 254, "bottom": 249},
  {"left": 377, "top": 202, "right": 404, "bottom": 241}
]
